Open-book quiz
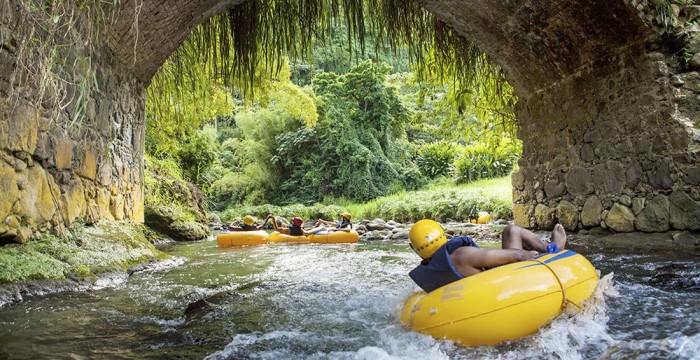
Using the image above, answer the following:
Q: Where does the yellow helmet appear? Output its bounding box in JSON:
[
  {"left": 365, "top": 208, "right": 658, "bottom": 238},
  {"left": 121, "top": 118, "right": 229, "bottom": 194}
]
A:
[
  {"left": 243, "top": 215, "right": 255, "bottom": 226},
  {"left": 340, "top": 212, "right": 352, "bottom": 220},
  {"left": 409, "top": 219, "right": 447, "bottom": 259}
]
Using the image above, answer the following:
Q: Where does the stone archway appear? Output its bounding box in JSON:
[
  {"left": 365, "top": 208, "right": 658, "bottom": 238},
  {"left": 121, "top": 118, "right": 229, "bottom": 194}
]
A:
[{"left": 1, "top": 0, "right": 699, "bottom": 241}]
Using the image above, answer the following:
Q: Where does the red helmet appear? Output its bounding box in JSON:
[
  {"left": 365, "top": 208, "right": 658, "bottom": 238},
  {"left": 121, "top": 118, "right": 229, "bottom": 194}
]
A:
[{"left": 291, "top": 217, "right": 303, "bottom": 226}]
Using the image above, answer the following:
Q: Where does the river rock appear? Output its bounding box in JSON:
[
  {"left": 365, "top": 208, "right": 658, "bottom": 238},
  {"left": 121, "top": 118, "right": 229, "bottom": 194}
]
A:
[
  {"left": 605, "top": 204, "right": 636, "bottom": 232},
  {"left": 17, "top": 166, "right": 58, "bottom": 227},
  {"left": 169, "top": 221, "right": 210, "bottom": 241},
  {"left": 592, "top": 161, "right": 625, "bottom": 195},
  {"left": 0, "top": 161, "right": 17, "bottom": 220},
  {"left": 649, "top": 264, "right": 700, "bottom": 291},
  {"left": 365, "top": 218, "right": 393, "bottom": 231},
  {"left": 390, "top": 229, "right": 409, "bottom": 240},
  {"left": 669, "top": 191, "right": 700, "bottom": 230},
  {"left": 648, "top": 158, "right": 673, "bottom": 190},
  {"left": 61, "top": 177, "right": 86, "bottom": 225},
  {"left": 634, "top": 194, "right": 670, "bottom": 232}
]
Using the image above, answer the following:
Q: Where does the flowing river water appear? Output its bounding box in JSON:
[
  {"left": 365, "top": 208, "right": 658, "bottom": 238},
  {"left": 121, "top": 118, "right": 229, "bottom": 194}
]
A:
[{"left": 0, "top": 237, "right": 698, "bottom": 359}]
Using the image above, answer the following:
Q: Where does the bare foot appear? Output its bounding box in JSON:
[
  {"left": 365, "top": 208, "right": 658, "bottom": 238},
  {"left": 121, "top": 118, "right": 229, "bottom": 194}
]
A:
[{"left": 551, "top": 223, "right": 567, "bottom": 250}]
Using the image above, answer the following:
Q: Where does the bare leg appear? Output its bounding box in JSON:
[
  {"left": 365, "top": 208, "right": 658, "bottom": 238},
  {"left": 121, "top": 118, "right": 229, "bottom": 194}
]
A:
[
  {"left": 501, "top": 224, "right": 567, "bottom": 252},
  {"left": 501, "top": 224, "right": 547, "bottom": 252}
]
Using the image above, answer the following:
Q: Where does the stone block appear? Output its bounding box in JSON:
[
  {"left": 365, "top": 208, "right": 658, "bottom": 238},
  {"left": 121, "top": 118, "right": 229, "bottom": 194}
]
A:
[
  {"left": 605, "top": 203, "right": 636, "bottom": 232},
  {"left": 7, "top": 103, "right": 39, "bottom": 153},
  {"left": 556, "top": 200, "right": 579, "bottom": 231},
  {"left": 544, "top": 180, "right": 566, "bottom": 198},
  {"left": 592, "top": 161, "right": 625, "bottom": 195},
  {"left": 581, "top": 196, "right": 603, "bottom": 227},
  {"left": 17, "top": 166, "right": 57, "bottom": 227},
  {"left": 669, "top": 191, "right": 700, "bottom": 230},
  {"left": 513, "top": 203, "right": 533, "bottom": 228},
  {"left": 634, "top": 194, "right": 670, "bottom": 232},
  {"left": 61, "top": 177, "right": 86, "bottom": 224},
  {"left": 110, "top": 193, "right": 125, "bottom": 221},
  {"left": 648, "top": 158, "right": 673, "bottom": 190},
  {"left": 565, "top": 166, "right": 593, "bottom": 196},
  {"left": 97, "top": 188, "right": 114, "bottom": 221},
  {"left": 632, "top": 197, "right": 645, "bottom": 215},
  {"left": 54, "top": 138, "right": 73, "bottom": 170},
  {"left": 77, "top": 146, "right": 97, "bottom": 180},
  {"left": 0, "top": 160, "right": 18, "bottom": 219},
  {"left": 534, "top": 204, "right": 555, "bottom": 229},
  {"left": 626, "top": 161, "right": 643, "bottom": 188},
  {"left": 683, "top": 166, "right": 700, "bottom": 185}
]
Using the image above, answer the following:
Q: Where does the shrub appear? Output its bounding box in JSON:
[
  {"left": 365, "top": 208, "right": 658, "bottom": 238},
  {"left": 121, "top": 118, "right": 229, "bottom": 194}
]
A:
[{"left": 415, "top": 140, "right": 457, "bottom": 178}]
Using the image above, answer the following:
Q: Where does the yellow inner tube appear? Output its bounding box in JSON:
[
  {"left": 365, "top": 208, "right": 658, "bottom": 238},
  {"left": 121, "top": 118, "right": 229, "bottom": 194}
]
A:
[
  {"left": 400, "top": 250, "right": 598, "bottom": 346},
  {"left": 216, "top": 230, "right": 269, "bottom": 246}
]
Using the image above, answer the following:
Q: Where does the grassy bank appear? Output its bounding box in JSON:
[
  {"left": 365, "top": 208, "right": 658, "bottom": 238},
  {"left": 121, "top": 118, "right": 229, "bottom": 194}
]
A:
[
  {"left": 0, "top": 222, "right": 168, "bottom": 285},
  {"left": 220, "top": 176, "right": 512, "bottom": 223}
]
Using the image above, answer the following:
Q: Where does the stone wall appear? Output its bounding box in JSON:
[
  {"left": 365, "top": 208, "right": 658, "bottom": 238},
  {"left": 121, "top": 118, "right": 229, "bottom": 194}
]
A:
[
  {"left": 0, "top": 0, "right": 145, "bottom": 243},
  {"left": 511, "top": 3, "right": 700, "bottom": 232}
]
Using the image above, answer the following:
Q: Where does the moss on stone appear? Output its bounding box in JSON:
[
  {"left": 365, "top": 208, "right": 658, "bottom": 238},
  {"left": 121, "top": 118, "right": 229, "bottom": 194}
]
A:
[{"left": 0, "top": 222, "right": 168, "bottom": 285}]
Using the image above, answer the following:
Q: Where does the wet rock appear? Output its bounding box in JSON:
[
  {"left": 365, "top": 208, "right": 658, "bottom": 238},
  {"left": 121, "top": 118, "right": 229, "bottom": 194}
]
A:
[
  {"left": 592, "top": 161, "right": 625, "bottom": 195},
  {"left": 647, "top": 158, "right": 673, "bottom": 190},
  {"left": 606, "top": 204, "right": 635, "bottom": 232},
  {"left": 169, "top": 221, "right": 210, "bottom": 241},
  {"left": 669, "top": 191, "right": 700, "bottom": 230},
  {"left": 635, "top": 194, "right": 670, "bottom": 232},
  {"left": 565, "top": 166, "right": 593, "bottom": 196},
  {"left": 556, "top": 200, "right": 579, "bottom": 231},
  {"left": 649, "top": 264, "right": 699, "bottom": 291},
  {"left": 390, "top": 229, "right": 409, "bottom": 239},
  {"left": 581, "top": 196, "right": 603, "bottom": 227}
]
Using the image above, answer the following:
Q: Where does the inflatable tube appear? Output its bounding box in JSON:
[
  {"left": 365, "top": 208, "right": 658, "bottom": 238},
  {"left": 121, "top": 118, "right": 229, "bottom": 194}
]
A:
[
  {"left": 216, "top": 230, "right": 269, "bottom": 246},
  {"left": 400, "top": 250, "right": 598, "bottom": 346},
  {"left": 309, "top": 230, "right": 359, "bottom": 244},
  {"left": 268, "top": 231, "right": 311, "bottom": 243}
]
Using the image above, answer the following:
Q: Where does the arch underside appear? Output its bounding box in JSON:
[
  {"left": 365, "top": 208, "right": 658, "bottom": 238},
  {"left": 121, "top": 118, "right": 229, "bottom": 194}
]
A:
[{"left": 1, "top": 0, "right": 699, "bottom": 236}]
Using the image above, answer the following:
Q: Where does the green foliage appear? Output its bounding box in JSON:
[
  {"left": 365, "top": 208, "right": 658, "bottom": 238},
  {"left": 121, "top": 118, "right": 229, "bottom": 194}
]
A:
[
  {"left": 177, "top": 131, "right": 218, "bottom": 186},
  {"left": 453, "top": 139, "right": 521, "bottom": 184},
  {"left": 270, "top": 60, "right": 423, "bottom": 204},
  {"left": 144, "top": 155, "right": 205, "bottom": 223},
  {"left": 220, "top": 203, "right": 347, "bottom": 223},
  {"left": 353, "top": 176, "right": 513, "bottom": 223},
  {"left": 415, "top": 140, "right": 457, "bottom": 178}
]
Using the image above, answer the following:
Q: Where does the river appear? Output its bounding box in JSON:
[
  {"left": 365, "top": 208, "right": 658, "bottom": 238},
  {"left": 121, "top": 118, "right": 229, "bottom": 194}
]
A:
[{"left": 0, "top": 238, "right": 698, "bottom": 359}]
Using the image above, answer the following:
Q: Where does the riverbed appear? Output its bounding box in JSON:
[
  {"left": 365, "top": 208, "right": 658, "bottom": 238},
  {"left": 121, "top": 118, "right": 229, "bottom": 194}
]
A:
[{"left": 0, "top": 238, "right": 698, "bottom": 359}]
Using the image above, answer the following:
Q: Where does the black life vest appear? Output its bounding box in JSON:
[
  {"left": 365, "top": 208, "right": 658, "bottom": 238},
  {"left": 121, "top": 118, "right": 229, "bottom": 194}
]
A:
[
  {"left": 289, "top": 224, "right": 304, "bottom": 236},
  {"left": 336, "top": 219, "right": 352, "bottom": 229}
]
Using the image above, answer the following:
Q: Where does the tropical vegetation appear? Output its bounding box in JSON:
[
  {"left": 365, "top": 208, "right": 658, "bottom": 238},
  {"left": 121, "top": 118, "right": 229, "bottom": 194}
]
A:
[{"left": 143, "top": 0, "right": 523, "bottom": 224}]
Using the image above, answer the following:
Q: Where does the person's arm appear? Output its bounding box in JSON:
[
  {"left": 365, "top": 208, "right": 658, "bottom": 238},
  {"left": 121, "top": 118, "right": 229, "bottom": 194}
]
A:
[
  {"left": 256, "top": 215, "right": 272, "bottom": 230},
  {"left": 450, "top": 246, "right": 538, "bottom": 277},
  {"left": 228, "top": 223, "right": 243, "bottom": 231},
  {"left": 269, "top": 215, "right": 290, "bottom": 234}
]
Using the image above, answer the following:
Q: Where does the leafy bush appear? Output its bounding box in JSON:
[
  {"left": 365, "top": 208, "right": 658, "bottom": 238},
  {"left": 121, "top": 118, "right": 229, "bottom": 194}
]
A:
[
  {"left": 415, "top": 140, "right": 457, "bottom": 178},
  {"left": 219, "top": 203, "right": 347, "bottom": 223},
  {"left": 453, "top": 139, "right": 520, "bottom": 183}
]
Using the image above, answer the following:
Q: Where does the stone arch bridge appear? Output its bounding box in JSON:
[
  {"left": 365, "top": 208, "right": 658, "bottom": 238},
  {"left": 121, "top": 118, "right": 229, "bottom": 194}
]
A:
[{"left": 1, "top": 0, "right": 699, "bottom": 242}]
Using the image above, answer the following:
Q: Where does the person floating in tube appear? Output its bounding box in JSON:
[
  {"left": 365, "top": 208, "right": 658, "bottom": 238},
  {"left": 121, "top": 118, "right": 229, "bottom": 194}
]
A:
[
  {"left": 315, "top": 212, "right": 353, "bottom": 232},
  {"left": 408, "top": 220, "right": 567, "bottom": 293},
  {"left": 228, "top": 215, "right": 271, "bottom": 231},
  {"left": 269, "top": 215, "right": 325, "bottom": 236}
]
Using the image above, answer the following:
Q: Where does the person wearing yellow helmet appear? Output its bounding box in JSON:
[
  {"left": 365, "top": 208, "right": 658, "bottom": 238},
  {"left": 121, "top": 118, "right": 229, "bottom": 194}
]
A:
[
  {"left": 228, "top": 214, "right": 272, "bottom": 231},
  {"left": 268, "top": 215, "right": 326, "bottom": 236},
  {"left": 315, "top": 212, "right": 353, "bottom": 232},
  {"left": 408, "top": 220, "right": 568, "bottom": 293}
]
